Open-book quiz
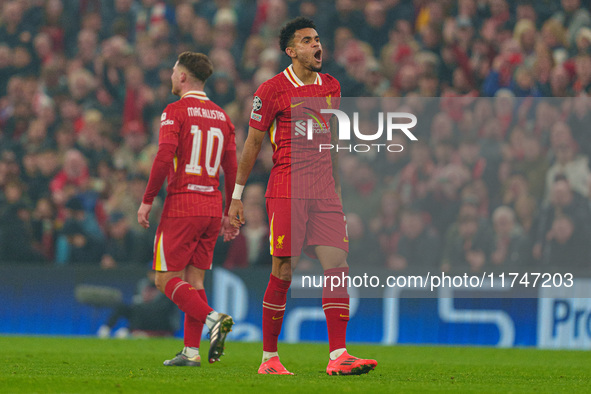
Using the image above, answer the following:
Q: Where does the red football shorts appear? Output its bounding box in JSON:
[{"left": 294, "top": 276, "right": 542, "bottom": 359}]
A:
[
  {"left": 266, "top": 198, "right": 349, "bottom": 258},
  {"left": 153, "top": 216, "right": 221, "bottom": 272}
]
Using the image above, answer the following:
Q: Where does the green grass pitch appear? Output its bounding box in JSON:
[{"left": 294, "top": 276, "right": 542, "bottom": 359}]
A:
[{"left": 2, "top": 337, "right": 591, "bottom": 393}]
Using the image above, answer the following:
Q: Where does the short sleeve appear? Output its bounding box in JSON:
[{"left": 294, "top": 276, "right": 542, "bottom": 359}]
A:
[
  {"left": 248, "top": 82, "right": 279, "bottom": 131},
  {"left": 333, "top": 78, "right": 341, "bottom": 110},
  {"left": 158, "top": 104, "right": 181, "bottom": 148}
]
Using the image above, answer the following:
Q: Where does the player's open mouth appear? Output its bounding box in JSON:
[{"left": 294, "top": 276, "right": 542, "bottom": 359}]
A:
[{"left": 314, "top": 50, "right": 322, "bottom": 61}]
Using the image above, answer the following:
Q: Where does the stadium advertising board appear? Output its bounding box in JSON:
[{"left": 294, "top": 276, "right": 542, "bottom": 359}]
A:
[{"left": 1, "top": 266, "right": 590, "bottom": 349}]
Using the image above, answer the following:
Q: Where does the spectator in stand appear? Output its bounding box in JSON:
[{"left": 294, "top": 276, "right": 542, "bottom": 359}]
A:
[
  {"left": 359, "top": 1, "right": 389, "bottom": 57},
  {"left": 549, "top": 64, "right": 573, "bottom": 97},
  {"left": 389, "top": 209, "right": 440, "bottom": 272},
  {"left": 441, "top": 202, "right": 495, "bottom": 274},
  {"left": 458, "top": 136, "right": 496, "bottom": 193},
  {"left": 0, "top": 1, "right": 32, "bottom": 49},
  {"left": 369, "top": 190, "right": 401, "bottom": 263},
  {"left": 515, "top": 193, "right": 538, "bottom": 237},
  {"left": 67, "top": 67, "right": 99, "bottom": 110},
  {"left": 544, "top": 123, "right": 590, "bottom": 201},
  {"left": 573, "top": 54, "right": 591, "bottom": 94},
  {"left": 102, "top": 0, "right": 138, "bottom": 43},
  {"left": 33, "top": 32, "right": 55, "bottom": 67},
  {"left": 31, "top": 196, "right": 57, "bottom": 261},
  {"left": 75, "top": 109, "right": 111, "bottom": 173},
  {"left": 533, "top": 176, "right": 591, "bottom": 264},
  {"left": 97, "top": 270, "right": 178, "bottom": 339},
  {"left": 173, "top": 2, "right": 197, "bottom": 51},
  {"left": 0, "top": 201, "right": 46, "bottom": 263},
  {"left": 341, "top": 159, "right": 383, "bottom": 220},
  {"left": 50, "top": 149, "right": 89, "bottom": 207},
  {"left": 345, "top": 212, "right": 384, "bottom": 270},
  {"left": 112, "top": 122, "right": 148, "bottom": 172},
  {"left": 327, "top": 0, "right": 364, "bottom": 40},
  {"left": 501, "top": 170, "right": 534, "bottom": 210},
  {"left": 542, "top": 18, "right": 569, "bottom": 64},
  {"left": 569, "top": 94, "right": 591, "bottom": 158},
  {"left": 3, "top": 0, "right": 591, "bottom": 271},
  {"left": 423, "top": 163, "right": 471, "bottom": 237},
  {"left": 100, "top": 211, "right": 143, "bottom": 269},
  {"left": 224, "top": 202, "right": 271, "bottom": 269},
  {"left": 397, "top": 141, "right": 434, "bottom": 207},
  {"left": 242, "top": 182, "right": 265, "bottom": 206},
  {"left": 490, "top": 205, "right": 530, "bottom": 268},
  {"left": 552, "top": 0, "right": 591, "bottom": 48},
  {"left": 0, "top": 44, "right": 14, "bottom": 97},
  {"left": 55, "top": 214, "right": 103, "bottom": 265},
  {"left": 514, "top": 19, "right": 537, "bottom": 66},
  {"left": 511, "top": 133, "right": 549, "bottom": 199},
  {"left": 74, "top": 29, "right": 99, "bottom": 74},
  {"left": 190, "top": 17, "right": 213, "bottom": 55},
  {"left": 542, "top": 213, "right": 590, "bottom": 269},
  {"left": 135, "top": 0, "right": 168, "bottom": 39},
  {"left": 575, "top": 27, "right": 591, "bottom": 55}
]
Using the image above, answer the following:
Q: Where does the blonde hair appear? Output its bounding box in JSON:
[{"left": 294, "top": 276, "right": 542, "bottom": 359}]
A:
[
  {"left": 542, "top": 19, "right": 568, "bottom": 47},
  {"left": 514, "top": 19, "right": 536, "bottom": 45}
]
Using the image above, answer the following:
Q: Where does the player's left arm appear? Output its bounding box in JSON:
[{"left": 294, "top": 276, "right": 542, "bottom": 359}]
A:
[
  {"left": 330, "top": 115, "right": 342, "bottom": 204},
  {"left": 330, "top": 81, "right": 342, "bottom": 204}
]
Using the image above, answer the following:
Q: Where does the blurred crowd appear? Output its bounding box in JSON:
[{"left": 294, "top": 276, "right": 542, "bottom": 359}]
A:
[{"left": 1, "top": 0, "right": 591, "bottom": 273}]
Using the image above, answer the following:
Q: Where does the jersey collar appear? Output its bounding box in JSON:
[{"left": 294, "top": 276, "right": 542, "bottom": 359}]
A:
[
  {"left": 181, "top": 90, "right": 209, "bottom": 100},
  {"left": 283, "top": 65, "right": 322, "bottom": 88}
]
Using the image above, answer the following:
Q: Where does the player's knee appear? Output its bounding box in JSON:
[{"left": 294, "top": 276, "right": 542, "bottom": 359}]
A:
[
  {"left": 273, "top": 256, "right": 294, "bottom": 281},
  {"left": 336, "top": 260, "right": 349, "bottom": 269},
  {"left": 154, "top": 273, "right": 171, "bottom": 293},
  {"left": 277, "top": 270, "right": 292, "bottom": 282}
]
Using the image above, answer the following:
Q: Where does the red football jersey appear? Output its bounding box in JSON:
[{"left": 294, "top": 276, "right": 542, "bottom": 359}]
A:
[
  {"left": 157, "top": 90, "right": 236, "bottom": 217},
  {"left": 249, "top": 65, "right": 341, "bottom": 199}
]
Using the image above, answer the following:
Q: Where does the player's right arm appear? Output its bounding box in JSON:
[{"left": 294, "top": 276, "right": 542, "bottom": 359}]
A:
[
  {"left": 229, "top": 84, "right": 278, "bottom": 228},
  {"left": 138, "top": 143, "right": 175, "bottom": 228},
  {"left": 138, "top": 105, "right": 180, "bottom": 228},
  {"left": 228, "top": 126, "right": 266, "bottom": 228}
]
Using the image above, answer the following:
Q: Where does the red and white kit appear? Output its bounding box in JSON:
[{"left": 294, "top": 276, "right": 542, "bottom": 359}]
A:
[
  {"left": 144, "top": 90, "right": 237, "bottom": 271},
  {"left": 249, "top": 65, "right": 348, "bottom": 257}
]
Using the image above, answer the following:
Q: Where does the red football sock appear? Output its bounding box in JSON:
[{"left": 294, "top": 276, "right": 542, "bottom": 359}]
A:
[
  {"left": 262, "top": 273, "right": 291, "bottom": 352},
  {"left": 164, "top": 277, "right": 213, "bottom": 325},
  {"left": 322, "top": 267, "right": 350, "bottom": 352},
  {"left": 183, "top": 289, "right": 207, "bottom": 348}
]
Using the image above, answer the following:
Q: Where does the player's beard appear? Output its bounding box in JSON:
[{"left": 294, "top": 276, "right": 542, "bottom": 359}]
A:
[{"left": 307, "top": 56, "right": 322, "bottom": 72}]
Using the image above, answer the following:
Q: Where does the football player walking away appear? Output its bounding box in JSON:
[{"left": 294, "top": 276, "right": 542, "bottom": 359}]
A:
[{"left": 139, "top": 51, "right": 238, "bottom": 366}]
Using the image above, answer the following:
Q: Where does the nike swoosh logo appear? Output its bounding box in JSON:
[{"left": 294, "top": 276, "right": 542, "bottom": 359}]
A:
[
  {"left": 340, "top": 314, "right": 349, "bottom": 318},
  {"left": 290, "top": 101, "right": 304, "bottom": 108},
  {"left": 343, "top": 237, "right": 349, "bottom": 243},
  {"left": 272, "top": 316, "right": 283, "bottom": 320}
]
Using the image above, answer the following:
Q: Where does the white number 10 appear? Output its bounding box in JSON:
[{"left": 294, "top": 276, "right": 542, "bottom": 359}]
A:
[{"left": 185, "top": 125, "right": 224, "bottom": 176}]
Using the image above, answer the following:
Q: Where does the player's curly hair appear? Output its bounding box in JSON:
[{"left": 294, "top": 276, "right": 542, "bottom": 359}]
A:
[
  {"left": 177, "top": 51, "right": 213, "bottom": 83},
  {"left": 279, "top": 17, "right": 317, "bottom": 54}
]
